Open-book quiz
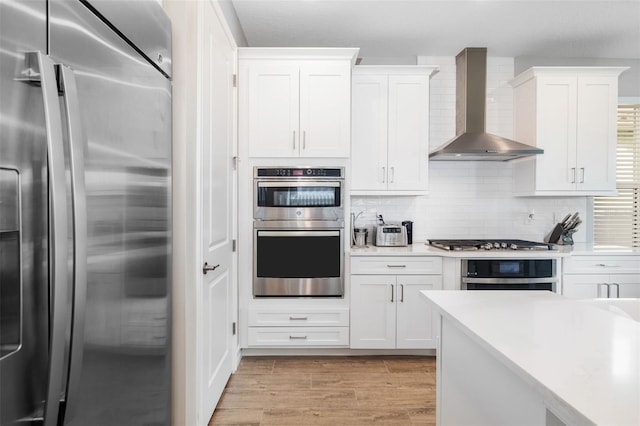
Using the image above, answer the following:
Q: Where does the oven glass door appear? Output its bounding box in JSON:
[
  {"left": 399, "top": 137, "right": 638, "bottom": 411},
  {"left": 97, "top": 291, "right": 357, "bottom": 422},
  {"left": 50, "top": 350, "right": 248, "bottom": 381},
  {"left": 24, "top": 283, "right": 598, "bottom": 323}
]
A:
[
  {"left": 254, "top": 228, "right": 343, "bottom": 297},
  {"left": 257, "top": 181, "right": 341, "bottom": 208},
  {"left": 255, "top": 181, "right": 343, "bottom": 220}
]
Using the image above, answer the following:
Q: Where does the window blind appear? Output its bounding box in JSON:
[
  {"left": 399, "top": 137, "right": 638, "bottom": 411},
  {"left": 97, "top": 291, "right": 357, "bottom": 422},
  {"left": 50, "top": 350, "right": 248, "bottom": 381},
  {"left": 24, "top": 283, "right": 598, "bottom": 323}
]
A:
[{"left": 594, "top": 104, "right": 640, "bottom": 247}]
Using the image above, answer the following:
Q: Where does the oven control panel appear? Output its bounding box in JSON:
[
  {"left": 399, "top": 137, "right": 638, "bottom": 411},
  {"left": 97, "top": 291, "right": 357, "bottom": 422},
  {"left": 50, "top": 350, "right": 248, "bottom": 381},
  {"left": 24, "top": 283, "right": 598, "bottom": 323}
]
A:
[{"left": 255, "top": 167, "right": 343, "bottom": 178}]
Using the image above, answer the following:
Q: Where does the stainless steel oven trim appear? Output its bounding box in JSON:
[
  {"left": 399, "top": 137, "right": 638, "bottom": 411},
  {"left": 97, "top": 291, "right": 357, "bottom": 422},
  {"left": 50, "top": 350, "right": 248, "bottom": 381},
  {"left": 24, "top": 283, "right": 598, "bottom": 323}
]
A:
[
  {"left": 462, "top": 277, "right": 559, "bottom": 285},
  {"left": 254, "top": 220, "right": 345, "bottom": 229},
  {"left": 253, "top": 221, "right": 344, "bottom": 297},
  {"left": 461, "top": 259, "right": 558, "bottom": 292},
  {"left": 258, "top": 230, "right": 340, "bottom": 237},
  {"left": 257, "top": 181, "right": 341, "bottom": 188}
]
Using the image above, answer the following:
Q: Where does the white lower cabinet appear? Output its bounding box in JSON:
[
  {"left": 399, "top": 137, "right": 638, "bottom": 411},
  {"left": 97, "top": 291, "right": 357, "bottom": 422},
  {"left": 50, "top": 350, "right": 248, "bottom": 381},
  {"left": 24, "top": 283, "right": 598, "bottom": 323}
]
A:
[
  {"left": 247, "top": 306, "right": 349, "bottom": 347},
  {"left": 562, "top": 255, "right": 640, "bottom": 299},
  {"left": 563, "top": 274, "right": 640, "bottom": 299},
  {"left": 248, "top": 327, "right": 349, "bottom": 346},
  {"left": 350, "top": 256, "right": 442, "bottom": 349}
]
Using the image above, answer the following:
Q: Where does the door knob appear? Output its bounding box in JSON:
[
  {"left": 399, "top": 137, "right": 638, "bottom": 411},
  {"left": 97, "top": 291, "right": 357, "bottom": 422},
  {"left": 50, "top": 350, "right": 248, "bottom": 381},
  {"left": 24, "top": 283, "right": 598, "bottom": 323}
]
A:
[{"left": 202, "top": 262, "right": 220, "bottom": 274}]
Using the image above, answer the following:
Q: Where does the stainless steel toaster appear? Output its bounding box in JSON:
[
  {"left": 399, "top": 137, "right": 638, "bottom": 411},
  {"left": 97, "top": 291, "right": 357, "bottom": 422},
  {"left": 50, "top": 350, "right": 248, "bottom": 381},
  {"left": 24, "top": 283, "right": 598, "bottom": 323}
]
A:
[{"left": 375, "top": 224, "right": 408, "bottom": 247}]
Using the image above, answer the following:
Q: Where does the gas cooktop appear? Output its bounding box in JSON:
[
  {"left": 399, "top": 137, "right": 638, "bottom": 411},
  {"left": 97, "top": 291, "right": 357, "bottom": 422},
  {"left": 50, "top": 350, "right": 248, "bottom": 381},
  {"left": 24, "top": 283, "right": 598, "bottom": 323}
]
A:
[{"left": 428, "top": 239, "right": 555, "bottom": 251}]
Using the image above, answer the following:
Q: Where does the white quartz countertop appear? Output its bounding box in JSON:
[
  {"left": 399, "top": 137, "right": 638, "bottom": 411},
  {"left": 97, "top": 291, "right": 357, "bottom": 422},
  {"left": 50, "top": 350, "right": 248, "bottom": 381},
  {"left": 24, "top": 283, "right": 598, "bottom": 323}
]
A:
[{"left": 420, "top": 290, "right": 640, "bottom": 426}]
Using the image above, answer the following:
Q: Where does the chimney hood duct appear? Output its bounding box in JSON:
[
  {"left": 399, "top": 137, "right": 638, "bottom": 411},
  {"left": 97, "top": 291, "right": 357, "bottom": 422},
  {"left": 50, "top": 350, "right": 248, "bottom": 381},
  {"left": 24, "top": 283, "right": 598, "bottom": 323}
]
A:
[{"left": 429, "top": 48, "right": 543, "bottom": 161}]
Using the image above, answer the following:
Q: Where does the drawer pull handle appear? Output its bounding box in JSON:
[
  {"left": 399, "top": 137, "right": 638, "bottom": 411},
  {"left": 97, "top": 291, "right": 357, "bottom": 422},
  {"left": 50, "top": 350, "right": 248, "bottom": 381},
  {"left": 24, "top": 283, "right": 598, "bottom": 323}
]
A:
[
  {"left": 387, "top": 264, "right": 406, "bottom": 268},
  {"left": 289, "top": 316, "right": 308, "bottom": 321},
  {"left": 289, "top": 335, "right": 307, "bottom": 340}
]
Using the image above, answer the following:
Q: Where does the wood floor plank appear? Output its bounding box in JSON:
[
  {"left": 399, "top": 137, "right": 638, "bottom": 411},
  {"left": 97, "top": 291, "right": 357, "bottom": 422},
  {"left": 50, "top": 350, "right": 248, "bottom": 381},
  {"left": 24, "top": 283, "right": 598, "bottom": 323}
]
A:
[
  {"left": 384, "top": 356, "right": 436, "bottom": 373},
  {"left": 208, "top": 408, "right": 262, "bottom": 425},
  {"left": 226, "top": 373, "right": 312, "bottom": 390},
  {"left": 407, "top": 407, "right": 437, "bottom": 425},
  {"left": 311, "top": 372, "right": 435, "bottom": 389},
  {"left": 260, "top": 408, "right": 306, "bottom": 425},
  {"left": 355, "top": 386, "right": 437, "bottom": 409},
  {"left": 217, "top": 388, "right": 359, "bottom": 410},
  {"left": 272, "top": 356, "right": 388, "bottom": 374},
  {"left": 301, "top": 408, "right": 413, "bottom": 425},
  {"left": 234, "top": 357, "right": 275, "bottom": 375}
]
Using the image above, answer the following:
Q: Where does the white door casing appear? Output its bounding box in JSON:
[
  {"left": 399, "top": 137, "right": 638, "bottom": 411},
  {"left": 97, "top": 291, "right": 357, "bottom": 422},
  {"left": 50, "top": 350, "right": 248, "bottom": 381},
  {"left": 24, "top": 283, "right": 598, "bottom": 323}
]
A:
[{"left": 197, "top": 1, "right": 236, "bottom": 424}]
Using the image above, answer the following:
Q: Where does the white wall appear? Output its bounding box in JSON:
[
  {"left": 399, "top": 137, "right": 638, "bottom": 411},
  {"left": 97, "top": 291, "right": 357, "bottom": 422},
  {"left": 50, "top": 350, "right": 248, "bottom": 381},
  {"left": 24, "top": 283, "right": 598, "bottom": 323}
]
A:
[
  {"left": 217, "top": 0, "right": 248, "bottom": 47},
  {"left": 351, "top": 56, "right": 588, "bottom": 244}
]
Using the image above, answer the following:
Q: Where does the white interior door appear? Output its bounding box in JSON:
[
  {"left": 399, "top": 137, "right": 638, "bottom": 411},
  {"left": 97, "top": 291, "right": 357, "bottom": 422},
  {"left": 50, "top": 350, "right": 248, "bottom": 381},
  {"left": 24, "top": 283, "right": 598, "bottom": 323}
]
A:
[{"left": 198, "top": 1, "right": 236, "bottom": 423}]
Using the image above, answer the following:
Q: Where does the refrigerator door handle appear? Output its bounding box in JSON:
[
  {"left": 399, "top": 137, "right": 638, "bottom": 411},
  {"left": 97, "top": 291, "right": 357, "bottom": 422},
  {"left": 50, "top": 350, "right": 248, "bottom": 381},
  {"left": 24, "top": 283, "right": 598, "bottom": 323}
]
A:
[
  {"left": 58, "top": 64, "right": 88, "bottom": 422},
  {"left": 27, "top": 52, "right": 70, "bottom": 426}
]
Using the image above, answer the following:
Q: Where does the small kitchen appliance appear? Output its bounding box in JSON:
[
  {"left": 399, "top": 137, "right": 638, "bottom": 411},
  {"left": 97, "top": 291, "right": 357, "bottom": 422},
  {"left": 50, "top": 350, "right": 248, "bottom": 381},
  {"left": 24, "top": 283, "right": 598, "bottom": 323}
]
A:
[
  {"left": 402, "top": 220, "right": 413, "bottom": 244},
  {"left": 375, "top": 224, "right": 408, "bottom": 247}
]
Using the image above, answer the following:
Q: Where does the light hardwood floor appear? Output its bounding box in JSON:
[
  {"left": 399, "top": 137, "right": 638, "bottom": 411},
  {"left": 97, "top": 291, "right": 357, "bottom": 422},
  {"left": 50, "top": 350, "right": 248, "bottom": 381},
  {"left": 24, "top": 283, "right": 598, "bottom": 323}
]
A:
[{"left": 209, "top": 356, "right": 436, "bottom": 425}]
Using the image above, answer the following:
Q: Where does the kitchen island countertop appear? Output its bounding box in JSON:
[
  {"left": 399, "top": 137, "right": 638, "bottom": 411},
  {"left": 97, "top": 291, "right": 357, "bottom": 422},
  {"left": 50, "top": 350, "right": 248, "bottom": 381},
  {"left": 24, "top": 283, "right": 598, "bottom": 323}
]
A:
[{"left": 420, "top": 290, "right": 640, "bottom": 426}]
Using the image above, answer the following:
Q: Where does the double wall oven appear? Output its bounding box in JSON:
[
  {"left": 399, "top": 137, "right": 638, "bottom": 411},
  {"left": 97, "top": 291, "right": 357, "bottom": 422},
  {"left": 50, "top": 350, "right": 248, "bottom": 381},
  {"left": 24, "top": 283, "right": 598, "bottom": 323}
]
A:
[{"left": 253, "top": 167, "right": 345, "bottom": 297}]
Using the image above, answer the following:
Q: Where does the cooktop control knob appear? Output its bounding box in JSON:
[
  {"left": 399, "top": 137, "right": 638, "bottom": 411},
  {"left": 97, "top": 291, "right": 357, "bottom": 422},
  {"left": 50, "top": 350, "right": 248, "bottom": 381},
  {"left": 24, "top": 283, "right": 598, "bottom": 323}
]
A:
[
  {"left": 500, "top": 242, "right": 507, "bottom": 249},
  {"left": 510, "top": 243, "right": 518, "bottom": 250}
]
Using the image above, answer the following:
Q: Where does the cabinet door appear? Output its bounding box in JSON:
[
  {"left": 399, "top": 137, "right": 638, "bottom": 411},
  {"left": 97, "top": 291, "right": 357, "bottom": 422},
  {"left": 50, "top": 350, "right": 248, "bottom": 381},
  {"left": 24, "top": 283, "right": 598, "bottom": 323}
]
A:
[
  {"left": 387, "top": 75, "right": 430, "bottom": 191},
  {"left": 563, "top": 274, "right": 610, "bottom": 298},
  {"left": 611, "top": 275, "right": 640, "bottom": 298},
  {"left": 247, "top": 63, "right": 299, "bottom": 157},
  {"left": 535, "top": 76, "right": 578, "bottom": 191},
  {"left": 396, "top": 275, "right": 441, "bottom": 349},
  {"left": 351, "top": 74, "right": 388, "bottom": 190},
  {"left": 350, "top": 275, "right": 396, "bottom": 349},
  {"left": 299, "top": 62, "right": 351, "bottom": 157},
  {"left": 576, "top": 76, "right": 617, "bottom": 192}
]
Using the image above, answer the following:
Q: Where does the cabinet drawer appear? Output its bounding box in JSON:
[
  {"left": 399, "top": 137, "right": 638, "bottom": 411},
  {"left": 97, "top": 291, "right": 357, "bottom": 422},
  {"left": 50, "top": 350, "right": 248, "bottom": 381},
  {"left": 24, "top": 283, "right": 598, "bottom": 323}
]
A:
[
  {"left": 248, "top": 308, "right": 349, "bottom": 327},
  {"left": 564, "top": 256, "right": 640, "bottom": 274},
  {"left": 247, "top": 327, "right": 349, "bottom": 347},
  {"left": 351, "top": 256, "right": 442, "bottom": 275}
]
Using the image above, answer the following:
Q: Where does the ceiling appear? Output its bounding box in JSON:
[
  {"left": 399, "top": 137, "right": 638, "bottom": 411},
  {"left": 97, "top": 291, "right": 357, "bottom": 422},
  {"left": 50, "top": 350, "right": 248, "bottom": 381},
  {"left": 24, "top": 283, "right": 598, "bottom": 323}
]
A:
[{"left": 230, "top": 0, "right": 640, "bottom": 62}]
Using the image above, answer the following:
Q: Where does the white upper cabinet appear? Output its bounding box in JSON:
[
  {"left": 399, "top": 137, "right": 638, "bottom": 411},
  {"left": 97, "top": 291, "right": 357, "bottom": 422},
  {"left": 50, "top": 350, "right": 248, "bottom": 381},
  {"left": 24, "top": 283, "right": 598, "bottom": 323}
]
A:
[
  {"left": 511, "top": 67, "right": 627, "bottom": 196},
  {"left": 351, "top": 66, "right": 438, "bottom": 195},
  {"left": 239, "top": 48, "right": 358, "bottom": 158}
]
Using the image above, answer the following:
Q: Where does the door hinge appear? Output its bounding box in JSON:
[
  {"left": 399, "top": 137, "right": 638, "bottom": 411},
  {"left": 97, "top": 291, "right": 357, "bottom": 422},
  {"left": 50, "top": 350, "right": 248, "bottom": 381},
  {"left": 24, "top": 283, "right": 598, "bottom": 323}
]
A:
[
  {"left": 232, "top": 322, "right": 237, "bottom": 335},
  {"left": 232, "top": 156, "right": 238, "bottom": 170},
  {"left": 232, "top": 239, "right": 237, "bottom": 252},
  {"left": 232, "top": 74, "right": 237, "bottom": 87}
]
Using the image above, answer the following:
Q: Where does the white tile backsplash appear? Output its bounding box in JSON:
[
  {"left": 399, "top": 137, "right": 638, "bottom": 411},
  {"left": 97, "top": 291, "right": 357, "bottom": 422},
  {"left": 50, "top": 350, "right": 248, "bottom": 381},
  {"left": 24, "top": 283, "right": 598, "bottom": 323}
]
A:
[{"left": 352, "top": 55, "right": 588, "bottom": 244}]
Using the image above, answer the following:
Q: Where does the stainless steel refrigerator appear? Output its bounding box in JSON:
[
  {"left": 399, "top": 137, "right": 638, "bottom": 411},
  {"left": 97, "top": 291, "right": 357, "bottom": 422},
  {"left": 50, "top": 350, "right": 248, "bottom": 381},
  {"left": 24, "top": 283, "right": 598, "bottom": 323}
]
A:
[{"left": 0, "top": 0, "right": 172, "bottom": 424}]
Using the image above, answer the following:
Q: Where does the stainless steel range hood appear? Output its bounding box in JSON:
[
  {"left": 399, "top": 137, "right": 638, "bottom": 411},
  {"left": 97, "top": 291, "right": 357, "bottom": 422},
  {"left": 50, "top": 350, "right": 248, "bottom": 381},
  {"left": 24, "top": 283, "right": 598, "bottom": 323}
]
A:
[{"left": 429, "top": 48, "right": 543, "bottom": 161}]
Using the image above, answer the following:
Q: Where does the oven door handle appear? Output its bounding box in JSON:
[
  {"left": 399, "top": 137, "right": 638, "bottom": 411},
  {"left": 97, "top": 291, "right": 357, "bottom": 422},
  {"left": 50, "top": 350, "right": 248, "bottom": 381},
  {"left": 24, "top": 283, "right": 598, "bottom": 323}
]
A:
[
  {"left": 257, "top": 230, "right": 341, "bottom": 237},
  {"left": 257, "top": 181, "right": 341, "bottom": 188},
  {"left": 462, "top": 277, "right": 558, "bottom": 284}
]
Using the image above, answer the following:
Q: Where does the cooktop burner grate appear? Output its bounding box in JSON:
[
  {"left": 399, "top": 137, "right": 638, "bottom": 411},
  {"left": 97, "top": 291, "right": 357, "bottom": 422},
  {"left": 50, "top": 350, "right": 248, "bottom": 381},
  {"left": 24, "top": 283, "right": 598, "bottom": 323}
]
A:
[{"left": 428, "top": 239, "right": 554, "bottom": 251}]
